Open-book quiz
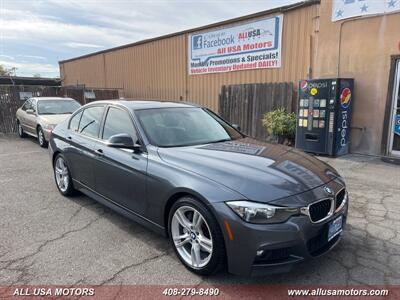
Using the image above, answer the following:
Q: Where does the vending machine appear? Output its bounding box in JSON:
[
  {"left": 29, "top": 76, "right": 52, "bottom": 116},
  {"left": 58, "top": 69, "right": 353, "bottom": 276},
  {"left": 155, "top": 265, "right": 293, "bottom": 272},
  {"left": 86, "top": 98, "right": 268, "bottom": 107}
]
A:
[{"left": 295, "top": 78, "right": 354, "bottom": 156}]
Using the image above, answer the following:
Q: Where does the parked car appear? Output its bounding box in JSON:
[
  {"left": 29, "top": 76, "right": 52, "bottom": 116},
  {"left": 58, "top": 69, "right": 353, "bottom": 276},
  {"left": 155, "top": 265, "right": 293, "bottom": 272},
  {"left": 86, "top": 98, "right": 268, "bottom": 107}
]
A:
[
  {"left": 49, "top": 100, "right": 348, "bottom": 276},
  {"left": 16, "top": 97, "right": 81, "bottom": 147}
]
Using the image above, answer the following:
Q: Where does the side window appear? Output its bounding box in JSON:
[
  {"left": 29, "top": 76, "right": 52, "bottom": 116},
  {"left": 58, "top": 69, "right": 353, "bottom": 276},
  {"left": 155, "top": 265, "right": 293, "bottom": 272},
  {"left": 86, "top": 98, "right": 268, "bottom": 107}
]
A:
[
  {"left": 102, "top": 107, "right": 137, "bottom": 141},
  {"left": 31, "top": 100, "right": 37, "bottom": 112},
  {"left": 69, "top": 110, "right": 83, "bottom": 132},
  {"left": 22, "top": 100, "right": 31, "bottom": 111},
  {"left": 78, "top": 106, "right": 104, "bottom": 138}
]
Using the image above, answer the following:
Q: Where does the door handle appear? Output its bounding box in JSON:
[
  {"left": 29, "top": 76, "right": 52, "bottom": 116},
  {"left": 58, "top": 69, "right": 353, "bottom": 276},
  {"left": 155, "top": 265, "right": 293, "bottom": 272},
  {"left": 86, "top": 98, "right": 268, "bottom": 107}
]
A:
[{"left": 95, "top": 149, "right": 104, "bottom": 156}]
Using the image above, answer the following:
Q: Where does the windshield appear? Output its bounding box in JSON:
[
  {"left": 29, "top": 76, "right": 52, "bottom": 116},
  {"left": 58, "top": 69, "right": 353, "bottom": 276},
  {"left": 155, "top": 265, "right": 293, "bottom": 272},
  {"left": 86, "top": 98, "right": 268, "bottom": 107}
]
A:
[
  {"left": 135, "top": 107, "right": 243, "bottom": 147},
  {"left": 37, "top": 100, "right": 81, "bottom": 115}
]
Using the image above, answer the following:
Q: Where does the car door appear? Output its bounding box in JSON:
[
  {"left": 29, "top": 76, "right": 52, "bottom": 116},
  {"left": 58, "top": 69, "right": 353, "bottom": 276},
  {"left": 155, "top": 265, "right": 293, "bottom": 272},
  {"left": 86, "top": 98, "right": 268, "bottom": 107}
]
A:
[
  {"left": 24, "top": 99, "right": 38, "bottom": 135},
  {"left": 19, "top": 99, "right": 33, "bottom": 133},
  {"left": 93, "top": 105, "right": 148, "bottom": 215},
  {"left": 63, "top": 105, "right": 105, "bottom": 190}
]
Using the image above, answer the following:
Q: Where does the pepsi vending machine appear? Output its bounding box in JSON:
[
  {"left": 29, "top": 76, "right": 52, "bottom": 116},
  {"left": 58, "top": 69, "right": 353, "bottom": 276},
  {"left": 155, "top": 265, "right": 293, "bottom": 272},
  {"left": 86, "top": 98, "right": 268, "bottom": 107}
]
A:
[{"left": 295, "top": 78, "right": 354, "bottom": 156}]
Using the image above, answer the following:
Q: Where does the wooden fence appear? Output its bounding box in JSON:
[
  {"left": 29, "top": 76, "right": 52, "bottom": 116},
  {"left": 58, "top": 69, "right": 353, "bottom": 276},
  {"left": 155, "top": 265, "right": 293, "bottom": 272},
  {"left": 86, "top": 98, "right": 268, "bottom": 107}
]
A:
[
  {"left": 219, "top": 82, "right": 295, "bottom": 141},
  {"left": 0, "top": 85, "right": 121, "bottom": 134}
]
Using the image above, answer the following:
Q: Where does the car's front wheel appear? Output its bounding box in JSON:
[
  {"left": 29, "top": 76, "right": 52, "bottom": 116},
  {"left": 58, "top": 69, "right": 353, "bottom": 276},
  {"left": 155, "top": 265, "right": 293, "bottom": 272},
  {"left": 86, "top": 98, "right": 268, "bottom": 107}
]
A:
[
  {"left": 168, "top": 197, "right": 225, "bottom": 275},
  {"left": 37, "top": 126, "right": 48, "bottom": 148},
  {"left": 54, "top": 154, "right": 76, "bottom": 196}
]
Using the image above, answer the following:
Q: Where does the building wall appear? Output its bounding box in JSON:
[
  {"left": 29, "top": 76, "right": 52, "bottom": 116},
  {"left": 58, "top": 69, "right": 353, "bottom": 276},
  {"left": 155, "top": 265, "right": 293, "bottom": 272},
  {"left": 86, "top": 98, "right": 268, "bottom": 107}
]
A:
[
  {"left": 60, "top": 1, "right": 400, "bottom": 155},
  {"left": 60, "top": 4, "right": 319, "bottom": 112},
  {"left": 313, "top": 1, "right": 400, "bottom": 155}
]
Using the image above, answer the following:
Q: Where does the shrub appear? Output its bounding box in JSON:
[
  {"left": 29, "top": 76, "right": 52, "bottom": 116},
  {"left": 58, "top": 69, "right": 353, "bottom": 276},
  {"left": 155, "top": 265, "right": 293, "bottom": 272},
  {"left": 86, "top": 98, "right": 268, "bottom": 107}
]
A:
[{"left": 262, "top": 108, "right": 296, "bottom": 144}]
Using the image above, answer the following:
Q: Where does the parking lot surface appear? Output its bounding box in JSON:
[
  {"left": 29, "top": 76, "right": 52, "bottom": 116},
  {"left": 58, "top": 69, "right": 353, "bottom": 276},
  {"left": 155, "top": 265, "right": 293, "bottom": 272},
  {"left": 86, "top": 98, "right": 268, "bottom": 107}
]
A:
[{"left": 0, "top": 135, "right": 399, "bottom": 286}]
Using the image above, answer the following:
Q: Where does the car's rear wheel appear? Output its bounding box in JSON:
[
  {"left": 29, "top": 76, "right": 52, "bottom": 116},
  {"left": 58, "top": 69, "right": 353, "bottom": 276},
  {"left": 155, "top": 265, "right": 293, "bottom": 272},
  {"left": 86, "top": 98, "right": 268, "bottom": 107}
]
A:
[
  {"left": 168, "top": 197, "right": 225, "bottom": 275},
  {"left": 54, "top": 154, "right": 76, "bottom": 196},
  {"left": 37, "top": 126, "right": 48, "bottom": 148},
  {"left": 17, "top": 121, "right": 27, "bottom": 138}
]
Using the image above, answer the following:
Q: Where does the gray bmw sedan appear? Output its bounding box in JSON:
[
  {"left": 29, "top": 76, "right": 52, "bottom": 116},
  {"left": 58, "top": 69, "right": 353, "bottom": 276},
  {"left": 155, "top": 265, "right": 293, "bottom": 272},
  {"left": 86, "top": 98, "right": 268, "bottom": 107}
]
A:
[{"left": 49, "top": 100, "right": 348, "bottom": 276}]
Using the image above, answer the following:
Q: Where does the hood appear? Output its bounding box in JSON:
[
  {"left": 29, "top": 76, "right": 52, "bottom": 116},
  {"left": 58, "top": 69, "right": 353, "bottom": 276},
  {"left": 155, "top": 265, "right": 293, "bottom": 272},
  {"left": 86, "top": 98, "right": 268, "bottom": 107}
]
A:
[
  {"left": 157, "top": 138, "right": 339, "bottom": 203},
  {"left": 39, "top": 114, "right": 70, "bottom": 125}
]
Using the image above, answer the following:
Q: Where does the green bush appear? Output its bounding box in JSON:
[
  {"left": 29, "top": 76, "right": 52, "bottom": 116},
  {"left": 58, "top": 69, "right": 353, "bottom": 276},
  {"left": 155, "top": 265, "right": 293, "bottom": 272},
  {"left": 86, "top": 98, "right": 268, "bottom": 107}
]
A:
[{"left": 262, "top": 108, "right": 296, "bottom": 143}]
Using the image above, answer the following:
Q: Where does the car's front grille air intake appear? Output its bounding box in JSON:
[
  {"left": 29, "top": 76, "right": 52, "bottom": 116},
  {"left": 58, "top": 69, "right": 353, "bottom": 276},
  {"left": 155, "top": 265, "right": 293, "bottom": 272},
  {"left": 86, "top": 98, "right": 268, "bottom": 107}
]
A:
[{"left": 308, "top": 199, "right": 331, "bottom": 223}]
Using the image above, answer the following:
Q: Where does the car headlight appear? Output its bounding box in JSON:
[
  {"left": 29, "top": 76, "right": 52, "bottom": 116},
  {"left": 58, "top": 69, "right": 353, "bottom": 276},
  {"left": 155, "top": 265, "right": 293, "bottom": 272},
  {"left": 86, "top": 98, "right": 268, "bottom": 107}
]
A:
[
  {"left": 43, "top": 124, "right": 56, "bottom": 130},
  {"left": 226, "top": 201, "right": 299, "bottom": 224}
]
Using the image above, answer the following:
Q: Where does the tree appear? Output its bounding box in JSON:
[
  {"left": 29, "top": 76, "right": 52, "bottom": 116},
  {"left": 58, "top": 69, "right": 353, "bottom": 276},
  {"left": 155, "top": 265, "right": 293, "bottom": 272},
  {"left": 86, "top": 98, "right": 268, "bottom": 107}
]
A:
[
  {"left": 0, "top": 65, "right": 16, "bottom": 76},
  {"left": 0, "top": 65, "right": 9, "bottom": 76}
]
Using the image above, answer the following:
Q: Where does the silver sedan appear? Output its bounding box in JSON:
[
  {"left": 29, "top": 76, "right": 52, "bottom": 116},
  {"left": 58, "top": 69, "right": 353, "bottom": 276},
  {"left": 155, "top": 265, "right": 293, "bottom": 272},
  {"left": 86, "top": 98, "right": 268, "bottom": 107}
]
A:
[{"left": 16, "top": 97, "right": 81, "bottom": 147}]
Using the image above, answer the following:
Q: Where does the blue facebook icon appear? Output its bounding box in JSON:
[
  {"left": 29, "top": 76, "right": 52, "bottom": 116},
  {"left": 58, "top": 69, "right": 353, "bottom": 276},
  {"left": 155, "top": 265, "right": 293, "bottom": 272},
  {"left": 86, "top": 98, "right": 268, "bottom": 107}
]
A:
[{"left": 193, "top": 35, "right": 202, "bottom": 49}]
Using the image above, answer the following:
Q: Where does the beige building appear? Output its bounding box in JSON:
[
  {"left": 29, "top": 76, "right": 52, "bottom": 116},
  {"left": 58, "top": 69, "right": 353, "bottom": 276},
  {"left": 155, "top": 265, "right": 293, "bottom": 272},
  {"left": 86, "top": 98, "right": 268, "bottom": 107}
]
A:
[{"left": 59, "top": 0, "right": 400, "bottom": 157}]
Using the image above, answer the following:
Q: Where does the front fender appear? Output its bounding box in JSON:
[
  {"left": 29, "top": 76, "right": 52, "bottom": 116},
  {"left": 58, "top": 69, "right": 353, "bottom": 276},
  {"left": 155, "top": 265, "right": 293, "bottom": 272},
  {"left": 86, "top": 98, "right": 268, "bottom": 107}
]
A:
[{"left": 145, "top": 150, "right": 244, "bottom": 227}]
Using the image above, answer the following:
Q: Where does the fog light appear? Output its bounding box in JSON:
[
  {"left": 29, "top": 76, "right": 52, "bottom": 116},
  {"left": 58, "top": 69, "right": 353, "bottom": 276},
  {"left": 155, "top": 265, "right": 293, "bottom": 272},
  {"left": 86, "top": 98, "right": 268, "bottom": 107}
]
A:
[{"left": 256, "top": 250, "right": 264, "bottom": 256}]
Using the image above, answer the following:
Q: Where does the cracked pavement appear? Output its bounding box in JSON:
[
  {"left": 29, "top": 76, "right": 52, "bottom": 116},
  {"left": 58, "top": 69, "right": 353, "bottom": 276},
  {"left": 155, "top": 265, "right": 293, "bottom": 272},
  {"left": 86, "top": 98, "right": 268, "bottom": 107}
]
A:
[{"left": 0, "top": 136, "right": 399, "bottom": 286}]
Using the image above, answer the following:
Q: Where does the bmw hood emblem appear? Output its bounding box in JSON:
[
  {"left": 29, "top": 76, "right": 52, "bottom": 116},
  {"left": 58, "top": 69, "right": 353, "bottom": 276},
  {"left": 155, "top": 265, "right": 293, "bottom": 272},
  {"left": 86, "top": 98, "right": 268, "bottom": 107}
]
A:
[{"left": 324, "top": 186, "right": 334, "bottom": 195}]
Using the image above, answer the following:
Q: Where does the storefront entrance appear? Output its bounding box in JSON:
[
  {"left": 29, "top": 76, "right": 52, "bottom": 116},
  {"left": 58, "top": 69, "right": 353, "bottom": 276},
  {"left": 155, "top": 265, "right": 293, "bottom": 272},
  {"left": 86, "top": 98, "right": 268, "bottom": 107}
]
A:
[{"left": 389, "top": 60, "right": 400, "bottom": 156}]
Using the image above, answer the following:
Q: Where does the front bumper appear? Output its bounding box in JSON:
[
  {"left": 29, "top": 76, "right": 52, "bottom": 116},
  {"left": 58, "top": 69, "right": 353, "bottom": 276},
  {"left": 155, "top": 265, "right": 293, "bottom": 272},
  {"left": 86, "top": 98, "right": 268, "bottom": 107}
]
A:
[
  {"left": 211, "top": 197, "right": 348, "bottom": 277},
  {"left": 43, "top": 128, "right": 52, "bottom": 141}
]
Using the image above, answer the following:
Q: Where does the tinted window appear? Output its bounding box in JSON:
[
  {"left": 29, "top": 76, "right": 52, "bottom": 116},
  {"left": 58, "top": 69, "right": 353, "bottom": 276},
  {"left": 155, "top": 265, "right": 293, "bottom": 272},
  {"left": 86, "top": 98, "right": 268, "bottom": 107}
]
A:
[
  {"left": 102, "top": 107, "right": 136, "bottom": 141},
  {"left": 78, "top": 106, "right": 104, "bottom": 138},
  {"left": 37, "top": 99, "right": 81, "bottom": 115},
  {"left": 69, "top": 110, "right": 83, "bottom": 132},
  {"left": 135, "top": 107, "right": 242, "bottom": 147}
]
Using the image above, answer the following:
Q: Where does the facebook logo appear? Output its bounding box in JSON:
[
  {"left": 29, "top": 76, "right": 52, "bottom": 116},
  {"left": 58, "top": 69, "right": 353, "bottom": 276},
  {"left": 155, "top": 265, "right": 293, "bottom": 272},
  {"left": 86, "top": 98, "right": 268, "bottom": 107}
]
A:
[{"left": 192, "top": 35, "right": 203, "bottom": 49}]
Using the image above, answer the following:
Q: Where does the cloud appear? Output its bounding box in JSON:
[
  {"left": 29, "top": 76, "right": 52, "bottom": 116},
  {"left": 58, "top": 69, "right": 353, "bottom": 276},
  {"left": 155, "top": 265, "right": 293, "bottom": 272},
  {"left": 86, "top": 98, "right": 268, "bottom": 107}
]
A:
[
  {"left": 0, "top": 7, "right": 135, "bottom": 59},
  {"left": 0, "top": 54, "right": 14, "bottom": 60},
  {"left": 1, "top": 0, "right": 300, "bottom": 77},
  {"left": 64, "top": 42, "right": 105, "bottom": 49},
  {"left": 17, "top": 55, "right": 46, "bottom": 60},
  {"left": 0, "top": 60, "right": 59, "bottom": 77}
]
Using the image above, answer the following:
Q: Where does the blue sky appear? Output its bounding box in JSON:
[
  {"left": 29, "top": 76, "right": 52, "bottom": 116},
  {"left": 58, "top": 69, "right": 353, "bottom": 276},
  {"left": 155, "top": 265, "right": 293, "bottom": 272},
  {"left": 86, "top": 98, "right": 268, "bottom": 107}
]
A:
[{"left": 0, "top": 0, "right": 299, "bottom": 77}]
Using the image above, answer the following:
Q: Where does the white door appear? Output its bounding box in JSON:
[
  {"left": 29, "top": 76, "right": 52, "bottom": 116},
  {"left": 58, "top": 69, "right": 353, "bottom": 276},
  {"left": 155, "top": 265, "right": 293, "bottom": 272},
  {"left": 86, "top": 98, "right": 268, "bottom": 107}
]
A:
[{"left": 389, "top": 60, "right": 400, "bottom": 156}]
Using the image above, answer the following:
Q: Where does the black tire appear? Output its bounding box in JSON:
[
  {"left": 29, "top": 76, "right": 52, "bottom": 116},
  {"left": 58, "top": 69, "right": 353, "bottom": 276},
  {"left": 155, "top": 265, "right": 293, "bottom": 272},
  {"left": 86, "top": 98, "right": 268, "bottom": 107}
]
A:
[
  {"left": 53, "top": 153, "right": 77, "bottom": 196},
  {"left": 37, "top": 126, "right": 48, "bottom": 148},
  {"left": 168, "top": 197, "right": 226, "bottom": 276},
  {"left": 17, "top": 121, "right": 27, "bottom": 138}
]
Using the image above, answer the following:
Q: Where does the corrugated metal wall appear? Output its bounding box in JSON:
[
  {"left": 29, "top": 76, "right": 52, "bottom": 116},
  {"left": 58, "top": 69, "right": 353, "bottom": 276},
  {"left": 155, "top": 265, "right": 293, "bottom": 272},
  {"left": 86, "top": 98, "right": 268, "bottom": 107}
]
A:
[{"left": 60, "top": 4, "right": 319, "bottom": 112}]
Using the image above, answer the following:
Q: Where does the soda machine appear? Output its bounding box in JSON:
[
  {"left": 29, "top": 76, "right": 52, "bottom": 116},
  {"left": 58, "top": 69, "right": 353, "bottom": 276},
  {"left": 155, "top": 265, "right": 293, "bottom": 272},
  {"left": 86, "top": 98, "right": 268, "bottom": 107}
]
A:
[{"left": 295, "top": 78, "right": 354, "bottom": 156}]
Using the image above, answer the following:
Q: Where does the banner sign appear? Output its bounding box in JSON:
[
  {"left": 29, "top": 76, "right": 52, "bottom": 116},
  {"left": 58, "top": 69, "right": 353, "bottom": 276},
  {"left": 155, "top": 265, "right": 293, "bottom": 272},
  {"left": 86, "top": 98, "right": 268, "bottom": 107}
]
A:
[
  {"left": 332, "top": 0, "right": 400, "bottom": 22},
  {"left": 19, "top": 92, "right": 33, "bottom": 101},
  {"left": 188, "top": 15, "right": 282, "bottom": 75}
]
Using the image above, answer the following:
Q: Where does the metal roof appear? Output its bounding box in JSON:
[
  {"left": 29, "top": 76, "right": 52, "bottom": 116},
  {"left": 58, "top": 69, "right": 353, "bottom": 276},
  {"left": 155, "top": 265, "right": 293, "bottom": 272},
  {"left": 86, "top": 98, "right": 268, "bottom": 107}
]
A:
[
  {"left": 0, "top": 76, "right": 60, "bottom": 86},
  {"left": 59, "top": 0, "right": 320, "bottom": 64}
]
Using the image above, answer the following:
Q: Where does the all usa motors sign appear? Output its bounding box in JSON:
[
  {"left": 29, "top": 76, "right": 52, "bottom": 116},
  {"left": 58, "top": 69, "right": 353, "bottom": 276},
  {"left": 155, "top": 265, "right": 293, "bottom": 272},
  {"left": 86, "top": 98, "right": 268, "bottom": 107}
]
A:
[{"left": 188, "top": 15, "right": 283, "bottom": 75}]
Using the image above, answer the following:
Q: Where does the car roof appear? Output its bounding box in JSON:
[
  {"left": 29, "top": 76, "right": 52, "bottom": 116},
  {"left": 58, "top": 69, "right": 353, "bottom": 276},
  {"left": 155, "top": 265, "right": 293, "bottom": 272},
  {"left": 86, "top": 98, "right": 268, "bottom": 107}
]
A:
[
  {"left": 87, "top": 99, "right": 200, "bottom": 110},
  {"left": 31, "top": 97, "right": 76, "bottom": 101}
]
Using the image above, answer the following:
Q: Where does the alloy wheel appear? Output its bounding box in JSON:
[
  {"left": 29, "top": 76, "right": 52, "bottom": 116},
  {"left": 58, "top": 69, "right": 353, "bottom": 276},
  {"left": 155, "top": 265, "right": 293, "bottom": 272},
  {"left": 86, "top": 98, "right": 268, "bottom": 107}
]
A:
[
  {"left": 171, "top": 206, "right": 213, "bottom": 269},
  {"left": 38, "top": 129, "right": 44, "bottom": 146},
  {"left": 55, "top": 157, "right": 69, "bottom": 193}
]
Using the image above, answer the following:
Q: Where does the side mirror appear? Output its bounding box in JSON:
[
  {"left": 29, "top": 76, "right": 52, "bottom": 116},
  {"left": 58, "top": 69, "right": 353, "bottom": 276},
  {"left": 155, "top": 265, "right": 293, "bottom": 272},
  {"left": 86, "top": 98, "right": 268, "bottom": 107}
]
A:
[
  {"left": 232, "top": 124, "right": 241, "bottom": 131},
  {"left": 26, "top": 109, "right": 35, "bottom": 115},
  {"left": 107, "top": 133, "right": 141, "bottom": 152}
]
